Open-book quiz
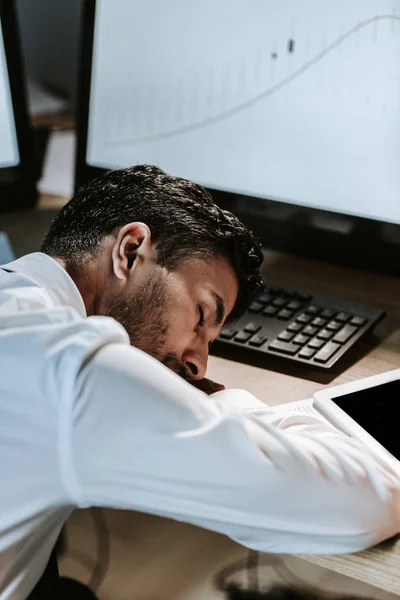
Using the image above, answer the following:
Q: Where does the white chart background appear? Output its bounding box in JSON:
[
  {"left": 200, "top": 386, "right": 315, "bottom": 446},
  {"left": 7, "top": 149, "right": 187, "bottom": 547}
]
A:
[{"left": 87, "top": 0, "right": 400, "bottom": 224}]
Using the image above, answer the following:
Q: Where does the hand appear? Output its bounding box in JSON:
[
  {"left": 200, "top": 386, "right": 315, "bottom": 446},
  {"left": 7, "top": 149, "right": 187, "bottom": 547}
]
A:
[{"left": 188, "top": 377, "right": 225, "bottom": 395}]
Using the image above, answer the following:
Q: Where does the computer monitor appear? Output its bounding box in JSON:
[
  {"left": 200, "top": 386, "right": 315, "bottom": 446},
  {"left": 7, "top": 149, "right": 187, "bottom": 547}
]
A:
[
  {"left": 76, "top": 0, "right": 400, "bottom": 274},
  {"left": 0, "top": 1, "right": 36, "bottom": 211}
]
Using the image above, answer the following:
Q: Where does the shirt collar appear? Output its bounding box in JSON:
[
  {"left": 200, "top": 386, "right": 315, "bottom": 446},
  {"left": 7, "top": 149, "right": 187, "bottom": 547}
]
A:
[{"left": 2, "top": 252, "right": 87, "bottom": 318}]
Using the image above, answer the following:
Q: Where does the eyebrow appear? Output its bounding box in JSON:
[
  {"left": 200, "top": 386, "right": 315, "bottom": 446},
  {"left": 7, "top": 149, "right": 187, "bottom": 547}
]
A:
[{"left": 211, "top": 291, "right": 225, "bottom": 328}]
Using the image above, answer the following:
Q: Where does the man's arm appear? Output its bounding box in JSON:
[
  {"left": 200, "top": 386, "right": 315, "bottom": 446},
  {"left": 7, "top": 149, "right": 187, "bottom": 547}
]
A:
[{"left": 68, "top": 341, "right": 400, "bottom": 555}]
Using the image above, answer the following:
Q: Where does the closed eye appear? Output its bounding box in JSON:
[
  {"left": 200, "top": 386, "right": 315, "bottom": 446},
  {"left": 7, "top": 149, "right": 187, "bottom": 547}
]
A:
[{"left": 198, "top": 305, "right": 205, "bottom": 327}]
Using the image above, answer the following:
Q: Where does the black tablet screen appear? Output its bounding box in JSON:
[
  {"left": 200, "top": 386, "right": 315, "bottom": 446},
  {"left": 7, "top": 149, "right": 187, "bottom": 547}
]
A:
[{"left": 331, "top": 380, "right": 400, "bottom": 461}]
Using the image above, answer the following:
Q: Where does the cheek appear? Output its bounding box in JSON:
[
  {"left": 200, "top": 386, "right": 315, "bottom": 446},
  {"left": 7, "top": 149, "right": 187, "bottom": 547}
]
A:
[
  {"left": 162, "top": 277, "right": 197, "bottom": 347},
  {"left": 168, "top": 307, "right": 193, "bottom": 334},
  {"left": 164, "top": 299, "right": 194, "bottom": 343}
]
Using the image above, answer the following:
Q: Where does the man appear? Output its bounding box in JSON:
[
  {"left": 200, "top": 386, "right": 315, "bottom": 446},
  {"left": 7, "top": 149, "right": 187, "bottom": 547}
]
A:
[{"left": 0, "top": 165, "right": 399, "bottom": 599}]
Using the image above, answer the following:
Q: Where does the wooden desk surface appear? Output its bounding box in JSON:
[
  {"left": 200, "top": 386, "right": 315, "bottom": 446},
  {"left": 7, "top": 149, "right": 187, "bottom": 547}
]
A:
[{"left": 207, "top": 250, "right": 400, "bottom": 596}]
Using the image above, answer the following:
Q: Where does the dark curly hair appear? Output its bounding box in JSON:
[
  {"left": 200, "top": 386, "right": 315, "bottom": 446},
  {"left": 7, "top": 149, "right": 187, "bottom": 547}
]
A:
[{"left": 42, "top": 165, "right": 263, "bottom": 320}]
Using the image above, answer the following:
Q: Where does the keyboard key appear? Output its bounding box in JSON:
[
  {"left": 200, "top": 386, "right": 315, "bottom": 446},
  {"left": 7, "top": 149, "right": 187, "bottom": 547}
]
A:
[
  {"left": 248, "top": 302, "right": 263, "bottom": 314},
  {"left": 333, "top": 324, "right": 358, "bottom": 344},
  {"left": 262, "top": 305, "right": 279, "bottom": 317},
  {"left": 249, "top": 334, "right": 267, "bottom": 347},
  {"left": 305, "top": 305, "right": 322, "bottom": 316},
  {"left": 350, "top": 315, "right": 367, "bottom": 327},
  {"left": 269, "top": 286, "right": 284, "bottom": 295},
  {"left": 298, "top": 346, "right": 317, "bottom": 359},
  {"left": 308, "top": 337, "right": 325, "bottom": 349},
  {"left": 314, "top": 341, "right": 341, "bottom": 363},
  {"left": 296, "top": 313, "right": 312, "bottom": 324},
  {"left": 303, "top": 325, "right": 318, "bottom": 337},
  {"left": 311, "top": 317, "right": 328, "bottom": 328},
  {"left": 269, "top": 340, "right": 299, "bottom": 355},
  {"left": 277, "top": 309, "right": 293, "bottom": 320},
  {"left": 257, "top": 293, "right": 273, "bottom": 305},
  {"left": 287, "top": 300, "right": 303, "bottom": 311},
  {"left": 326, "top": 320, "right": 342, "bottom": 332},
  {"left": 321, "top": 309, "right": 336, "bottom": 319},
  {"left": 234, "top": 331, "right": 253, "bottom": 343},
  {"left": 278, "top": 330, "right": 295, "bottom": 342},
  {"left": 244, "top": 322, "right": 261, "bottom": 334},
  {"left": 282, "top": 289, "right": 297, "bottom": 298},
  {"left": 297, "top": 292, "right": 312, "bottom": 302},
  {"left": 287, "top": 322, "right": 303, "bottom": 333},
  {"left": 316, "top": 329, "right": 333, "bottom": 341},
  {"left": 292, "top": 334, "right": 310, "bottom": 346},
  {"left": 219, "top": 327, "right": 238, "bottom": 340},
  {"left": 336, "top": 312, "right": 351, "bottom": 323},
  {"left": 272, "top": 296, "right": 287, "bottom": 307}
]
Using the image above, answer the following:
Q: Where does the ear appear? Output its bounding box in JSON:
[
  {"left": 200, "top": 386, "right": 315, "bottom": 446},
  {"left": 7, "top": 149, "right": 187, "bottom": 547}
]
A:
[{"left": 111, "top": 222, "right": 153, "bottom": 281}]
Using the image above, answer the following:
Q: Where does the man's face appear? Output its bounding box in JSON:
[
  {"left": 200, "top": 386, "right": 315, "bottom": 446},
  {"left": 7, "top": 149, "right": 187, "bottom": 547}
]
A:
[{"left": 101, "top": 253, "right": 238, "bottom": 382}]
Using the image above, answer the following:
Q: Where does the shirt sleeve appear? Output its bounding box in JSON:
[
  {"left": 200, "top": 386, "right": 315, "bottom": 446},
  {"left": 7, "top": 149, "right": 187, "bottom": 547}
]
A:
[{"left": 69, "top": 341, "right": 400, "bottom": 555}]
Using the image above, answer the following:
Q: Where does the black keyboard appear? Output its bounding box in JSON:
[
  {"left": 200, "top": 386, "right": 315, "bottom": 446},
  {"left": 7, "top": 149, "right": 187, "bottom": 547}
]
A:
[{"left": 215, "top": 285, "right": 385, "bottom": 370}]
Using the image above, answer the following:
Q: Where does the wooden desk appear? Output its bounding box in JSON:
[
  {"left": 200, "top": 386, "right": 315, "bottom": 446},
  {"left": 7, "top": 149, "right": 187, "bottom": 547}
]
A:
[{"left": 35, "top": 193, "right": 400, "bottom": 597}]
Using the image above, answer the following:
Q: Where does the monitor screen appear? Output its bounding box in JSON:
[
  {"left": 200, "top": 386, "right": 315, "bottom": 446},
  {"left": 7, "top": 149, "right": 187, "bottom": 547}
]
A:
[
  {"left": 0, "top": 22, "right": 19, "bottom": 168},
  {"left": 86, "top": 0, "right": 400, "bottom": 225}
]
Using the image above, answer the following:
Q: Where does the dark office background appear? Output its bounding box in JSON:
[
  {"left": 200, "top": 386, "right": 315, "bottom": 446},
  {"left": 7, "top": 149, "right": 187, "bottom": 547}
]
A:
[{"left": 17, "top": 0, "right": 82, "bottom": 106}]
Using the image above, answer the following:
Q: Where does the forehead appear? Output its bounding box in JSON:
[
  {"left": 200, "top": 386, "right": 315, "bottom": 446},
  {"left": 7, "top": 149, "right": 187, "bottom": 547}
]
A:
[{"left": 173, "top": 256, "right": 239, "bottom": 315}]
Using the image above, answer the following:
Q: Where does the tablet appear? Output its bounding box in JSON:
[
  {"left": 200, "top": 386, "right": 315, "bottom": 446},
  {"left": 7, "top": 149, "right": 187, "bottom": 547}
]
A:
[{"left": 314, "top": 369, "right": 400, "bottom": 472}]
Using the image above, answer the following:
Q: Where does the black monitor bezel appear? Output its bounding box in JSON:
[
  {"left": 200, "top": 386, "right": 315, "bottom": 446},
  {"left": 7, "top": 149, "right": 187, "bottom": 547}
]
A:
[
  {"left": 75, "top": 0, "right": 400, "bottom": 276},
  {"left": 0, "top": 0, "right": 37, "bottom": 211}
]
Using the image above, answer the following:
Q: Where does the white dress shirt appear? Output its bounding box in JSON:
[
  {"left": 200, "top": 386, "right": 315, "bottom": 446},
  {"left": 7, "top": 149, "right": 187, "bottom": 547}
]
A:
[{"left": 0, "top": 253, "right": 399, "bottom": 599}]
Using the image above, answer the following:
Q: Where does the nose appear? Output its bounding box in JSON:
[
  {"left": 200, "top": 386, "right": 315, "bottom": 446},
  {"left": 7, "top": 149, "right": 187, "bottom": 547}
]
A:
[{"left": 183, "top": 345, "right": 208, "bottom": 381}]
